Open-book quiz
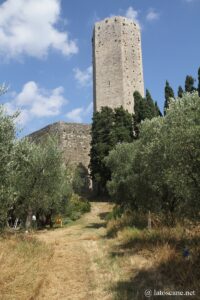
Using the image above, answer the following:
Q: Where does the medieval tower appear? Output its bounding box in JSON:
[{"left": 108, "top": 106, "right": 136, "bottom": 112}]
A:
[{"left": 92, "top": 16, "right": 144, "bottom": 114}]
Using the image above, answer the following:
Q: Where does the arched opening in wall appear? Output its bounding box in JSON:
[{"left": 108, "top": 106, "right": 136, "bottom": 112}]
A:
[{"left": 72, "top": 163, "right": 90, "bottom": 197}]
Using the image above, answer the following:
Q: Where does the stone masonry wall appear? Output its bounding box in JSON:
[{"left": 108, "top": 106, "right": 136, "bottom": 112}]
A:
[
  {"left": 28, "top": 122, "right": 91, "bottom": 169},
  {"left": 93, "top": 16, "right": 144, "bottom": 114}
]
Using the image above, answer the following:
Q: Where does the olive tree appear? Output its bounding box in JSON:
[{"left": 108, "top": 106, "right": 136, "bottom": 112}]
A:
[
  {"left": 0, "top": 105, "right": 17, "bottom": 227},
  {"left": 106, "top": 92, "right": 200, "bottom": 221},
  {"left": 13, "top": 137, "right": 66, "bottom": 228}
]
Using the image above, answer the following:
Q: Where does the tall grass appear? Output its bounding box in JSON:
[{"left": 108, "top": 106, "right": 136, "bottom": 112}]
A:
[
  {"left": 106, "top": 211, "right": 200, "bottom": 299},
  {"left": 0, "top": 233, "right": 53, "bottom": 300}
]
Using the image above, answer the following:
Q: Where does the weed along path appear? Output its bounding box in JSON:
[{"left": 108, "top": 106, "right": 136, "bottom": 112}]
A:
[{"left": 35, "top": 202, "right": 114, "bottom": 300}]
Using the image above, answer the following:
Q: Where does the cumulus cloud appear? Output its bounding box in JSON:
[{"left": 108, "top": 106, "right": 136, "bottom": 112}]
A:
[
  {"left": 146, "top": 9, "right": 160, "bottom": 21},
  {"left": 66, "top": 102, "right": 93, "bottom": 123},
  {"left": 66, "top": 108, "right": 83, "bottom": 123},
  {"left": 4, "top": 81, "right": 67, "bottom": 125},
  {"left": 0, "top": 0, "right": 78, "bottom": 60},
  {"left": 4, "top": 102, "right": 30, "bottom": 126},
  {"left": 125, "top": 7, "right": 140, "bottom": 26},
  {"left": 73, "top": 66, "right": 92, "bottom": 87}
]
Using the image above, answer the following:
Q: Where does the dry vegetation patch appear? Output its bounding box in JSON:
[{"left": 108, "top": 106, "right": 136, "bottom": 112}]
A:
[
  {"left": 106, "top": 216, "right": 200, "bottom": 300},
  {"left": 0, "top": 233, "right": 53, "bottom": 300},
  {"left": 0, "top": 204, "right": 198, "bottom": 300}
]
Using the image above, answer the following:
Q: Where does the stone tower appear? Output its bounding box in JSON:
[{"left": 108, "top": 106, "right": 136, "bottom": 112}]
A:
[{"left": 92, "top": 16, "right": 144, "bottom": 114}]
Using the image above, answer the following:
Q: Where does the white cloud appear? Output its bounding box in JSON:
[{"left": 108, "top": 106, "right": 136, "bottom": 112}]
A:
[
  {"left": 146, "top": 9, "right": 160, "bottom": 21},
  {"left": 0, "top": 0, "right": 78, "bottom": 60},
  {"left": 84, "top": 102, "right": 93, "bottom": 115},
  {"left": 73, "top": 66, "right": 92, "bottom": 87},
  {"left": 125, "top": 7, "right": 140, "bottom": 26},
  {"left": 66, "top": 107, "right": 83, "bottom": 123},
  {"left": 4, "top": 101, "right": 30, "bottom": 126},
  {"left": 4, "top": 81, "right": 68, "bottom": 125},
  {"left": 66, "top": 102, "right": 93, "bottom": 123}
]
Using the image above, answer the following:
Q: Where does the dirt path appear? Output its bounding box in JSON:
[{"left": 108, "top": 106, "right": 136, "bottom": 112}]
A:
[{"left": 35, "top": 202, "right": 113, "bottom": 300}]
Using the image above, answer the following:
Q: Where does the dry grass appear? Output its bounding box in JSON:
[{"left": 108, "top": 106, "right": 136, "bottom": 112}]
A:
[
  {"left": 106, "top": 216, "right": 200, "bottom": 300},
  {"left": 106, "top": 211, "right": 147, "bottom": 238},
  {"left": 0, "top": 233, "right": 53, "bottom": 300},
  {"left": 31, "top": 202, "right": 114, "bottom": 300},
  {"left": 0, "top": 204, "right": 198, "bottom": 300}
]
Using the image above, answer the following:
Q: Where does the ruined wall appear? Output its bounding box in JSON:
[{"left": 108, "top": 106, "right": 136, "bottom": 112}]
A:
[
  {"left": 93, "top": 16, "right": 144, "bottom": 114},
  {"left": 28, "top": 122, "right": 91, "bottom": 169}
]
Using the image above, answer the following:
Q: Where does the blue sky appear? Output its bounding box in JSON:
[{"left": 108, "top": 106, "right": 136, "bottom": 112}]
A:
[{"left": 0, "top": 0, "right": 199, "bottom": 136}]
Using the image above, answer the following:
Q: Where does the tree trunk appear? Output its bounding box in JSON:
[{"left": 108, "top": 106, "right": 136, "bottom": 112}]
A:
[
  {"left": 25, "top": 207, "right": 32, "bottom": 230},
  {"left": 148, "top": 210, "right": 152, "bottom": 230}
]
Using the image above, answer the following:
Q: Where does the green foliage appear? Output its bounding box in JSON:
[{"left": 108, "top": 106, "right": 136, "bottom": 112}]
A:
[
  {"left": 155, "top": 101, "right": 162, "bottom": 117},
  {"left": 106, "top": 92, "right": 200, "bottom": 221},
  {"left": 105, "top": 142, "right": 140, "bottom": 208},
  {"left": 0, "top": 103, "right": 73, "bottom": 228},
  {"left": 90, "top": 93, "right": 161, "bottom": 196},
  {"left": 160, "top": 92, "right": 200, "bottom": 219},
  {"left": 0, "top": 88, "right": 88, "bottom": 228},
  {"left": 0, "top": 83, "right": 9, "bottom": 97},
  {"left": 178, "top": 86, "right": 183, "bottom": 98},
  {"left": 185, "top": 75, "right": 196, "bottom": 93},
  {"left": 90, "top": 106, "right": 134, "bottom": 195},
  {"left": 164, "top": 81, "right": 175, "bottom": 115},
  {"left": 145, "top": 89, "right": 160, "bottom": 118},
  {"left": 72, "top": 163, "right": 90, "bottom": 196},
  {"left": 114, "top": 106, "right": 134, "bottom": 143},
  {"left": 11, "top": 137, "right": 68, "bottom": 226},
  {"left": 106, "top": 205, "right": 124, "bottom": 221},
  {"left": 133, "top": 90, "right": 162, "bottom": 137},
  {"left": 64, "top": 194, "right": 91, "bottom": 221},
  {"left": 133, "top": 91, "right": 145, "bottom": 137},
  {"left": 70, "top": 194, "right": 91, "bottom": 213},
  {"left": 0, "top": 106, "right": 17, "bottom": 227}
]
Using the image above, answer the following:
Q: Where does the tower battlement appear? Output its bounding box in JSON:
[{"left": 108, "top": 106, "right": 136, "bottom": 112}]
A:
[{"left": 92, "top": 16, "right": 144, "bottom": 114}]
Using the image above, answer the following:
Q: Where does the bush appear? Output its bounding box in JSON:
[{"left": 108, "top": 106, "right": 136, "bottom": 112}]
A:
[
  {"left": 63, "top": 194, "right": 91, "bottom": 223},
  {"left": 70, "top": 194, "right": 91, "bottom": 213}
]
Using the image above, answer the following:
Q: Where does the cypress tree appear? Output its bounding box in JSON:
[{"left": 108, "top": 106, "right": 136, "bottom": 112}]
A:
[
  {"left": 146, "top": 89, "right": 157, "bottom": 119},
  {"left": 185, "top": 75, "right": 196, "bottom": 93},
  {"left": 113, "top": 106, "right": 134, "bottom": 143},
  {"left": 146, "top": 89, "right": 162, "bottom": 118},
  {"left": 133, "top": 90, "right": 162, "bottom": 137},
  {"left": 133, "top": 91, "right": 145, "bottom": 138},
  {"left": 89, "top": 107, "right": 115, "bottom": 195},
  {"left": 178, "top": 86, "right": 184, "bottom": 98},
  {"left": 155, "top": 101, "right": 162, "bottom": 117},
  {"left": 89, "top": 106, "right": 134, "bottom": 196},
  {"left": 164, "top": 81, "right": 174, "bottom": 115}
]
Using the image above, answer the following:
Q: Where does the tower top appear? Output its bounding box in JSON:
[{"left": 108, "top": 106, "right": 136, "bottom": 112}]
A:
[{"left": 94, "top": 16, "right": 140, "bottom": 29}]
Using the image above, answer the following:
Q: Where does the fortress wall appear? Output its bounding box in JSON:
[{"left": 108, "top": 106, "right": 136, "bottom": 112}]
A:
[{"left": 28, "top": 122, "right": 91, "bottom": 169}]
